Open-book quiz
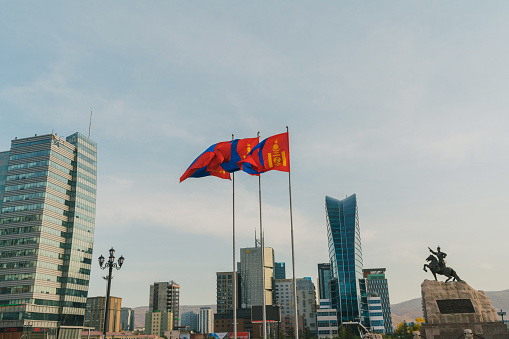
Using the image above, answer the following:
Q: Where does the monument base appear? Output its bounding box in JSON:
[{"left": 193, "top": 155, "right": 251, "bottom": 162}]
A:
[
  {"left": 421, "top": 280, "right": 509, "bottom": 339},
  {"left": 421, "top": 322, "right": 509, "bottom": 339}
]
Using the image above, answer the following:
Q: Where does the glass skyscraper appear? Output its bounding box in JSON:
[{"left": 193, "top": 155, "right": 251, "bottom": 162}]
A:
[
  {"left": 325, "top": 195, "right": 368, "bottom": 329},
  {"left": 0, "top": 132, "right": 97, "bottom": 339}
]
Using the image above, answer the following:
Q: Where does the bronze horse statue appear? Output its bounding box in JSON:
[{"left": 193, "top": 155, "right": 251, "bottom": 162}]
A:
[{"left": 423, "top": 255, "right": 461, "bottom": 282}]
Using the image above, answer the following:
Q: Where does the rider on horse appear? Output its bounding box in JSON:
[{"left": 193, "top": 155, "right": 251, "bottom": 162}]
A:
[{"left": 429, "top": 246, "right": 447, "bottom": 271}]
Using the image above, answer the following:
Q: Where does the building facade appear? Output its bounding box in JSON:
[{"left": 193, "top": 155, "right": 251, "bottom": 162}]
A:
[
  {"left": 366, "top": 296, "right": 384, "bottom": 333},
  {"left": 149, "top": 281, "right": 180, "bottom": 329},
  {"left": 363, "top": 268, "right": 393, "bottom": 333},
  {"left": 275, "top": 278, "right": 317, "bottom": 335},
  {"left": 0, "top": 132, "right": 98, "bottom": 339},
  {"left": 317, "top": 263, "right": 331, "bottom": 301},
  {"left": 216, "top": 272, "right": 240, "bottom": 314},
  {"left": 274, "top": 262, "right": 286, "bottom": 280},
  {"left": 325, "top": 195, "right": 368, "bottom": 329},
  {"left": 120, "top": 307, "right": 135, "bottom": 332},
  {"left": 198, "top": 307, "right": 213, "bottom": 334},
  {"left": 239, "top": 246, "right": 274, "bottom": 308},
  {"left": 180, "top": 311, "right": 198, "bottom": 332},
  {"left": 85, "top": 296, "right": 122, "bottom": 332},
  {"left": 316, "top": 308, "right": 338, "bottom": 339},
  {"left": 145, "top": 311, "right": 173, "bottom": 337}
]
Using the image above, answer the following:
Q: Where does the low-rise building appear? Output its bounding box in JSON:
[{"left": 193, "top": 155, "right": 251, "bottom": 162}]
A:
[{"left": 145, "top": 311, "right": 173, "bottom": 337}]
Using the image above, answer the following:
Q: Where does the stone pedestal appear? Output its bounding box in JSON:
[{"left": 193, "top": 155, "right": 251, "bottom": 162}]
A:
[{"left": 420, "top": 280, "right": 509, "bottom": 339}]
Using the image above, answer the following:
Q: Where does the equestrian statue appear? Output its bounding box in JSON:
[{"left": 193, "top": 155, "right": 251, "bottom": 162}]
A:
[{"left": 423, "top": 246, "right": 462, "bottom": 282}]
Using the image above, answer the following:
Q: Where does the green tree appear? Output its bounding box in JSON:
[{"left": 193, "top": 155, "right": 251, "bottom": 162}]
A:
[
  {"left": 394, "top": 321, "right": 413, "bottom": 339},
  {"left": 288, "top": 326, "right": 295, "bottom": 339}
]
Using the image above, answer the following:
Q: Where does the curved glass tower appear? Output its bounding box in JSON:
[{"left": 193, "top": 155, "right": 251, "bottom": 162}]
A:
[{"left": 325, "top": 195, "right": 368, "bottom": 328}]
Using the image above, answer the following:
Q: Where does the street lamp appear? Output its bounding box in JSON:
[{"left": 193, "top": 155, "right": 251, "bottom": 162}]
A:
[{"left": 98, "top": 248, "right": 125, "bottom": 339}]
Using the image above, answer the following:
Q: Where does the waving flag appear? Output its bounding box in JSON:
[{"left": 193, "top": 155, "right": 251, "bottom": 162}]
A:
[
  {"left": 180, "top": 142, "right": 231, "bottom": 182},
  {"left": 240, "top": 132, "right": 290, "bottom": 175},
  {"left": 216, "top": 137, "right": 259, "bottom": 173}
]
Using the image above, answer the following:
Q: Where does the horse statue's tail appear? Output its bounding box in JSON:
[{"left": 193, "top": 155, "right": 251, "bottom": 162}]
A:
[{"left": 452, "top": 269, "right": 462, "bottom": 282}]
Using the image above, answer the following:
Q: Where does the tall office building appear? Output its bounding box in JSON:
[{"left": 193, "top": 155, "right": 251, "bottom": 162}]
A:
[
  {"left": 216, "top": 272, "right": 241, "bottom": 314},
  {"left": 0, "top": 133, "right": 97, "bottom": 339},
  {"left": 149, "top": 281, "right": 180, "bottom": 329},
  {"left": 120, "top": 307, "right": 135, "bottom": 331},
  {"left": 84, "top": 296, "right": 122, "bottom": 332},
  {"left": 363, "top": 268, "right": 393, "bottom": 334},
  {"left": 325, "top": 195, "right": 368, "bottom": 329},
  {"left": 317, "top": 263, "right": 332, "bottom": 301},
  {"left": 239, "top": 246, "right": 274, "bottom": 308},
  {"left": 198, "top": 307, "right": 213, "bottom": 334},
  {"left": 274, "top": 262, "right": 286, "bottom": 280}
]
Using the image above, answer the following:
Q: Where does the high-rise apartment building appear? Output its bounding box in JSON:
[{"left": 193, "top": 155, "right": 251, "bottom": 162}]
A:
[
  {"left": 149, "top": 281, "right": 180, "bottom": 329},
  {"left": 274, "top": 262, "right": 286, "bottom": 280},
  {"left": 325, "top": 195, "right": 368, "bottom": 329},
  {"left": 363, "top": 268, "right": 393, "bottom": 334},
  {"left": 239, "top": 246, "right": 274, "bottom": 308},
  {"left": 0, "top": 132, "right": 97, "bottom": 339},
  {"left": 120, "top": 307, "right": 135, "bottom": 331},
  {"left": 198, "top": 307, "right": 213, "bottom": 334},
  {"left": 84, "top": 296, "right": 122, "bottom": 332},
  {"left": 216, "top": 272, "right": 241, "bottom": 313}
]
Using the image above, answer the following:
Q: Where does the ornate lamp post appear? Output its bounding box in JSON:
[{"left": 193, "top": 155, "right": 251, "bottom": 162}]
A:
[{"left": 98, "top": 248, "right": 124, "bottom": 339}]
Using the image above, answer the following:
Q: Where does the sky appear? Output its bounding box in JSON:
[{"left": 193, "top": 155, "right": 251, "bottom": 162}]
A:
[{"left": 1, "top": 1, "right": 509, "bottom": 308}]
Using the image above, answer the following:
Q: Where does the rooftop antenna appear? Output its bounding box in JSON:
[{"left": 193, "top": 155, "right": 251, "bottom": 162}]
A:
[{"left": 88, "top": 109, "right": 93, "bottom": 139}]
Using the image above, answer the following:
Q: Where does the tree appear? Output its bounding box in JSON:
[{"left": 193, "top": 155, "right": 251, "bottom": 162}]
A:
[
  {"left": 288, "top": 326, "right": 295, "bottom": 339},
  {"left": 394, "top": 321, "right": 413, "bottom": 339}
]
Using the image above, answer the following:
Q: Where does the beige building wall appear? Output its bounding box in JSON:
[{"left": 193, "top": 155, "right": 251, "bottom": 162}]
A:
[
  {"left": 86, "top": 296, "right": 122, "bottom": 332},
  {"left": 145, "top": 311, "right": 173, "bottom": 337}
]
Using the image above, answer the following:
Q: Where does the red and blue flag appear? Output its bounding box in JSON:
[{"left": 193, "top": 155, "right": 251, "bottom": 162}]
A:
[
  {"left": 180, "top": 141, "right": 231, "bottom": 182},
  {"left": 180, "top": 137, "right": 259, "bottom": 182},
  {"left": 240, "top": 132, "right": 290, "bottom": 175}
]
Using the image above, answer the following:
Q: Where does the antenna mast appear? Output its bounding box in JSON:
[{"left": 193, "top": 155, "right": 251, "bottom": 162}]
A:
[{"left": 88, "top": 109, "right": 93, "bottom": 139}]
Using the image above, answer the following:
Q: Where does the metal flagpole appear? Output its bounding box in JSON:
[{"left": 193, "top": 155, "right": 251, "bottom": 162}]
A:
[
  {"left": 287, "top": 126, "right": 299, "bottom": 339},
  {"left": 232, "top": 134, "right": 237, "bottom": 339},
  {"left": 257, "top": 131, "right": 267, "bottom": 339}
]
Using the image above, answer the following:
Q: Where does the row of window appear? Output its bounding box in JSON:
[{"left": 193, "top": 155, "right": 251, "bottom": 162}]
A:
[
  {"left": 12, "top": 138, "right": 53, "bottom": 149},
  {"left": 1, "top": 202, "right": 68, "bottom": 216},
  {"left": 9, "top": 150, "right": 51, "bottom": 161},
  {"left": 7, "top": 159, "right": 49, "bottom": 171}
]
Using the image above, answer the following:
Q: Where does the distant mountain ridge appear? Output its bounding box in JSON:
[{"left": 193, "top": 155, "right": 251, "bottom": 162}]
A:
[{"left": 391, "top": 289, "right": 509, "bottom": 325}]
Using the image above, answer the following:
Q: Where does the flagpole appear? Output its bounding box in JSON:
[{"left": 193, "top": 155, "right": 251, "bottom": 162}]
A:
[
  {"left": 287, "top": 126, "right": 299, "bottom": 339},
  {"left": 232, "top": 134, "right": 237, "bottom": 339},
  {"left": 257, "top": 131, "right": 267, "bottom": 339}
]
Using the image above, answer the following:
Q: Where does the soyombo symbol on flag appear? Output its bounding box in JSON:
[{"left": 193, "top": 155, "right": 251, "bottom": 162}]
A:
[
  {"left": 240, "top": 132, "right": 290, "bottom": 174},
  {"left": 180, "top": 142, "right": 231, "bottom": 182}
]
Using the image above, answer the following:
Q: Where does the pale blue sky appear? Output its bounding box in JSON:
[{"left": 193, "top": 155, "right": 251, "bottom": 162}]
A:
[{"left": 1, "top": 2, "right": 509, "bottom": 307}]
